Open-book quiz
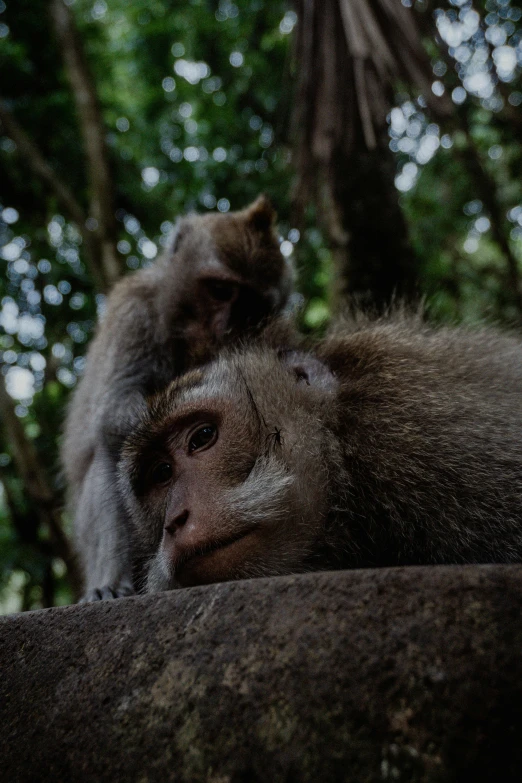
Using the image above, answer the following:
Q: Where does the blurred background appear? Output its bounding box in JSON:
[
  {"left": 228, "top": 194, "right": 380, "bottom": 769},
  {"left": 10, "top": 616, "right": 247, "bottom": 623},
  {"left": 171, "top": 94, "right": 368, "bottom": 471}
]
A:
[{"left": 0, "top": 0, "right": 520, "bottom": 611}]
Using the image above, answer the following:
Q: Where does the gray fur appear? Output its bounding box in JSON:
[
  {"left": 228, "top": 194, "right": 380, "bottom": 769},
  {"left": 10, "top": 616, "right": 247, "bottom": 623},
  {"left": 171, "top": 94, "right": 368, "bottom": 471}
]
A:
[
  {"left": 119, "top": 312, "right": 522, "bottom": 589},
  {"left": 62, "top": 197, "right": 293, "bottom": 601}
]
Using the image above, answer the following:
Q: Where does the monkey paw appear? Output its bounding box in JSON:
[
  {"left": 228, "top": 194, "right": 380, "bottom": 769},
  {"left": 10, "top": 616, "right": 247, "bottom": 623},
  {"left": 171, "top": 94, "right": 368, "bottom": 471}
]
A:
[{"left": 79, "top": 581, "right": 135, "bottom": 603}]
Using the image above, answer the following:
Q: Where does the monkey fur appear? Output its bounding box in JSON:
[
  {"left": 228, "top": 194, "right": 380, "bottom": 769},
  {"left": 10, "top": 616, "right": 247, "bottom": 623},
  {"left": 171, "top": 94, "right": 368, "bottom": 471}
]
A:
[
  {"left": 119, "top": 311, "right": 522, "bottom": 592},
  {"left": 62, "top": 196, "right": 294, "bottom": 601}
]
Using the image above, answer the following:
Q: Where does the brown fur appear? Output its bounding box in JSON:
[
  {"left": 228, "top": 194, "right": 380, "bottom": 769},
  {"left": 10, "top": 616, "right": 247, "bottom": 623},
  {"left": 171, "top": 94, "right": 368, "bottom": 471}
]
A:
[
  {"left": 119, "top": 312, "right": 522, "bottom": 592},
  {"left": 62, "top": 196, "right": 294, "bottom": 601}
]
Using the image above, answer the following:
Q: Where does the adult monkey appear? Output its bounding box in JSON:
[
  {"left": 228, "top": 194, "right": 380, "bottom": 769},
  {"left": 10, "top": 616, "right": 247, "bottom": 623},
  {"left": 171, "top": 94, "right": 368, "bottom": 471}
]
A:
[
  {"left": 63, "top": 196, "right": 294, "bottom": 601},
  {"left": 120, "top": 313, "right": 522, "bottom": 592}
]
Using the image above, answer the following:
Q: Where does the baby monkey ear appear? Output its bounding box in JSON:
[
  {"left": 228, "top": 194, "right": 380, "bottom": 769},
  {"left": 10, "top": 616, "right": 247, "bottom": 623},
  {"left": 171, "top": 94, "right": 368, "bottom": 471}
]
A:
[
  {"left": 279, "top": 350, "right": 338, "bottom": 393},
  {"left": 169, "top": 217, "right": 187, "bottom": 254},
  {"left": 243, "top": 194, "right": 277, "bottom": 233}
]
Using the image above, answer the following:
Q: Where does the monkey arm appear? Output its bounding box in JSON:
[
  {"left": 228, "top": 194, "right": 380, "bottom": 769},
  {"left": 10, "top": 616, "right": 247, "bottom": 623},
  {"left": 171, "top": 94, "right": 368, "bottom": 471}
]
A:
[
  {"left": 64, "top": 287, "right": 160, "bottom": 600},
  {"left": 74, "top": 442, "right": 135, "bottom": 601},
  {"left": 64, "top": 197, "right": 293, "bottom": 601}
]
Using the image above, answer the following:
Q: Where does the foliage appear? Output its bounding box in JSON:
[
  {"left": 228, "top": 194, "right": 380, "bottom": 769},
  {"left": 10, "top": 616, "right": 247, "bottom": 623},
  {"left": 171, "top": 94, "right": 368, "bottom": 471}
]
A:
[{"left": 0, "top": 0, "right": 521, "bottom": 611}]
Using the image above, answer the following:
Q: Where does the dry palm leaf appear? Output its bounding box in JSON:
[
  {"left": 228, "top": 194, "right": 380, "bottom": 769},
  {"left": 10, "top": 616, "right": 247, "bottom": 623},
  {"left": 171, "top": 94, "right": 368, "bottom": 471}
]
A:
[{"left": 292, "top": 0, "right": 452, "bottom": 163}]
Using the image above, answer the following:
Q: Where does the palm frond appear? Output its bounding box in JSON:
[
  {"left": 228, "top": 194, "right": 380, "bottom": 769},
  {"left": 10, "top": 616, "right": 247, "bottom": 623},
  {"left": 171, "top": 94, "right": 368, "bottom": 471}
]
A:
[{"left": 293, "top": 0, "right": 451, "bottom": 164}]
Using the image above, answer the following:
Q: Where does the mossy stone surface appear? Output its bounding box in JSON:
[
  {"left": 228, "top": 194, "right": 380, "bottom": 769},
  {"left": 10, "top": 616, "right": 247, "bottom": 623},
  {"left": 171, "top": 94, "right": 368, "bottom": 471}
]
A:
[{"left": 2, "top": 566, "right": 522, "bottom": 782}]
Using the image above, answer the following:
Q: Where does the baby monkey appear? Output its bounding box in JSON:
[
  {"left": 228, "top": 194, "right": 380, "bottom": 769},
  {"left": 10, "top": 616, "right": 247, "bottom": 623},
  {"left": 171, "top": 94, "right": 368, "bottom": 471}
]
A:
[
  {"left": 63, "top": 196, "right": 293, "bottom": 601},
  {"left": 119, "top": 314, "right": 522, "bottom": 592}
]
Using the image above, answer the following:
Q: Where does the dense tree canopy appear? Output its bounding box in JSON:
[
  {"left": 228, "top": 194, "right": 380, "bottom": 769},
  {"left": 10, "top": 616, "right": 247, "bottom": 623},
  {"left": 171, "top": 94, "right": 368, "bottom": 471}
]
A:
[{"left": 0, "top": 0, "right": 521, "bottom": 611}]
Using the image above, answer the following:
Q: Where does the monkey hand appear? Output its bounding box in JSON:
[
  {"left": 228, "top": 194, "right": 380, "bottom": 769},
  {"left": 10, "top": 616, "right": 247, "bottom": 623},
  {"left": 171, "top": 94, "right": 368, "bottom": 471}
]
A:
[{"left": 79, "top": 579, "right": 135, "bottom": 603}]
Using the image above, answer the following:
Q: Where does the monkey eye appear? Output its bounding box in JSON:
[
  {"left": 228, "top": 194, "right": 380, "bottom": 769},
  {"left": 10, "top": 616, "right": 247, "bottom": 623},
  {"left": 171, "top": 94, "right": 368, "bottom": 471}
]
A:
[
  {"left": 150, "top": 462, "right": 173, "bottom": 486},
  {"left": 188, "top": 424, "right": 218, "bottom": 454},
  {"left": 206, "top": 280, "right": 237, "bottom": 302}
]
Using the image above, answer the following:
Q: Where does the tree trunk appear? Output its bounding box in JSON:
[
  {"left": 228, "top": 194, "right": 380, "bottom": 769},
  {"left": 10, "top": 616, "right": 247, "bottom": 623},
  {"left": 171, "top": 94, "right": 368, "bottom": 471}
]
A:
[
  {"left": 327, "top": 136, "right": 418, "bottom": 310},
  {"left": 292, "top": 0, "right": 450, "bottom": 312}
]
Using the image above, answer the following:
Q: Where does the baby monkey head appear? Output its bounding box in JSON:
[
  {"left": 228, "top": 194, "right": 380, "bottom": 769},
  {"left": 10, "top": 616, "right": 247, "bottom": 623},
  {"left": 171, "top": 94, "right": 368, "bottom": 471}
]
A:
[
  {"left": 165, "top": 195, "right": 294, "bottom": 358},
  {"left": 118, "top": 347, "right": 339, "bottom": 591}
]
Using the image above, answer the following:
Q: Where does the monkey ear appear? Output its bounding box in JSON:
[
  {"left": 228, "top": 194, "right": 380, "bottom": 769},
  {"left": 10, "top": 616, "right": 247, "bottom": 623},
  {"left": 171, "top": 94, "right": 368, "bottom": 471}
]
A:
[
  {"left": 279, "top": 350, "right": 338, "bottom": 393},
  {"left": 169, "top": 219, "right": 186, "bottom": 253},
  {"left": 243, "top": 194, "right": 277, "bottom": 232}
]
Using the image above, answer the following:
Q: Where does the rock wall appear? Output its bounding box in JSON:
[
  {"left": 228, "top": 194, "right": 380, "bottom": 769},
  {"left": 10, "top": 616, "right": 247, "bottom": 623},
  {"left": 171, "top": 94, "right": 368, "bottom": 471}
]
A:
[{"left": 2, "top": 566, "right": 522, "bottom": 782}]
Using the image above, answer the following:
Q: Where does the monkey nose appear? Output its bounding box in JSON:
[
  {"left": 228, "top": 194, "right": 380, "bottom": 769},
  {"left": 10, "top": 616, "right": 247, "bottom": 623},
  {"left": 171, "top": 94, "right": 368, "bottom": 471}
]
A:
[{"left": 164, "top": 509, "right": 189, "bottom": 535}]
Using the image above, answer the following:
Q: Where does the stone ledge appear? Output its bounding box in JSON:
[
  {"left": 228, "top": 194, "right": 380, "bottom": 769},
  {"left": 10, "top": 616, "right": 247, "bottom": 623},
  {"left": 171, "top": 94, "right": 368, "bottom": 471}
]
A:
[{"left": 2, "top": 565, "right": 522, "bottom": 782}]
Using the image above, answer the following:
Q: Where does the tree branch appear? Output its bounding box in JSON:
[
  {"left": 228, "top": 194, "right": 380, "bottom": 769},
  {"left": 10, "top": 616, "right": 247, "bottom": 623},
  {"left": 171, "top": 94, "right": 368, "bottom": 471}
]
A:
[
  {"left": 458, "top": 124, "right": 522, "bottom": 315},
  {"left": 419, "top": 20, "right": 522, "bottom": 317},
  {"left": 0, "top": 99, "right": 110, "bottom": 293},
  {"left": 50, "top": 0, "right": 122, "bottom": 286},
  {"left": 0, "top": 101, "right": 85, "bottom": 227},
  {"left": 0, "top": 379, "right": 81, "bottom": 593}
]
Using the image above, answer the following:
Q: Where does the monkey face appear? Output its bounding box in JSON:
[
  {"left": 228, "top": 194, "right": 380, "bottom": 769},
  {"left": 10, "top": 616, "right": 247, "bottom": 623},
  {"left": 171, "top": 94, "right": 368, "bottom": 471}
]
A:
[
  {"left": 164, "top": 196, "right": 294, "bottom": 360},
  {"left": 119, "top": 348, "right": 339, "bottom": 591}
]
